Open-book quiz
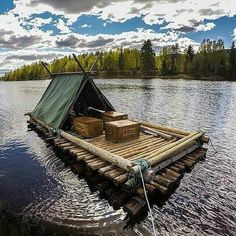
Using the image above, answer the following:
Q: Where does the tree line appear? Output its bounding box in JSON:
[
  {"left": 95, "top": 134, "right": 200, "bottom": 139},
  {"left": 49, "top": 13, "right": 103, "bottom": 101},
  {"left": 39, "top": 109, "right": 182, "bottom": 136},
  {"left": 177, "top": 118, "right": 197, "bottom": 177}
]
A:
[{"left": 2, "top": 39, "right": 236, "bottom": 81}]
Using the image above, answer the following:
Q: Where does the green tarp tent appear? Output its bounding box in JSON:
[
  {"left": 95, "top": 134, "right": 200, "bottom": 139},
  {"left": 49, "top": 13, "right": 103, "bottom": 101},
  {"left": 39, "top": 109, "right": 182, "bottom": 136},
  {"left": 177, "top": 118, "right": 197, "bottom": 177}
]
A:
[{"left": 31, "top": 73, "right": 114, "bottom": 129}]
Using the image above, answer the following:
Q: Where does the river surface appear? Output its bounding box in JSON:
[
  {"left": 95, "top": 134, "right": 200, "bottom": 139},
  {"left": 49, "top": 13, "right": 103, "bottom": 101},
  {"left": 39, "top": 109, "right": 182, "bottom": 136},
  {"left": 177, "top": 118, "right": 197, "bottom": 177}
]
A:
[{"left": 0, "top": 79, "right": 236, "bottom": 235}]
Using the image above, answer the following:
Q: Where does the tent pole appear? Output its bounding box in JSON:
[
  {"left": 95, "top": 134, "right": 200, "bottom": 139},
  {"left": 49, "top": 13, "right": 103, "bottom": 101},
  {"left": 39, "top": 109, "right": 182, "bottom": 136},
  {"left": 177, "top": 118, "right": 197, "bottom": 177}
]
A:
[
  {"left": 88, "top": 53, "right": 101, "bottom": 72},
  {"left": 59, "top": 61, "right": 67, "bottom": 73},
  {"left": 41, "top": 61, "right": 53, "bottom": 78},
  {"left": 72, "top": 54, "right": 86, "bottom": 75}
]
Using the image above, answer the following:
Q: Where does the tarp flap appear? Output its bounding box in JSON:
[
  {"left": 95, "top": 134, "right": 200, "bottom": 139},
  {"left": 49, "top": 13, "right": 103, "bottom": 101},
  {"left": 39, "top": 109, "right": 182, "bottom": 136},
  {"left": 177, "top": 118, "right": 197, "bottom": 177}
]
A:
[{"left": 31, "top": 74, "right": 84, "bottom": 129}]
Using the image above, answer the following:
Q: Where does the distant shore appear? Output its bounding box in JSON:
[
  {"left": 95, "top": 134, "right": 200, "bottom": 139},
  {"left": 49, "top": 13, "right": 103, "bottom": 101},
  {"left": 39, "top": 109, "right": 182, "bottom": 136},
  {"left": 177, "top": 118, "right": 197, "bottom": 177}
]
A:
[
  {"left": 0, "top": 73, "right": 233, "bottom": 82},
  {"left": 96, "top": 74, "right": 227, "bottom": 81}
]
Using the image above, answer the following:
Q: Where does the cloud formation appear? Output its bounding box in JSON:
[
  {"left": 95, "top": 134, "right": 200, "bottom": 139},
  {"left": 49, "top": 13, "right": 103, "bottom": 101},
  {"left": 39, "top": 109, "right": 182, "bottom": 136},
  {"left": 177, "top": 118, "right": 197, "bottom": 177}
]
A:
[
  {"left": 0, "top": 35, "right": 42, "bottom": 49},
  {"left": 0, "top": 0, "right": 235, "bottom": 72}
]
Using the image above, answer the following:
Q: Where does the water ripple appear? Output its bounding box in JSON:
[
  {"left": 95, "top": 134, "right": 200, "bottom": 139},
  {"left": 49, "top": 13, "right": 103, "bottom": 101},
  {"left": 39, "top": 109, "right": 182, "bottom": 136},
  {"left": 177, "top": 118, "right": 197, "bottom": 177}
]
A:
[{"left": 0, "top": 79, "right": 236, "bottom": 235}]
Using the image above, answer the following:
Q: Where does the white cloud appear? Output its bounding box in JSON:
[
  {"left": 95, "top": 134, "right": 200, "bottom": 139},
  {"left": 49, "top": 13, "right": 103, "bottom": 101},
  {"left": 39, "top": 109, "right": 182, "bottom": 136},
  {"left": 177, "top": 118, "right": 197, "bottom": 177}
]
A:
[
  {"left": 19, "top": 0, "right": 236, "bottom": 32},
  {"left": 29, "top": 17, "right": 52, "bottom": 27},
  {"left": 80, "top": 24, "right": 92, "bottom": 28},
  {"left": 93, "top": 1, "right": 145, "bottom": 23},
  {"left": 56, "top": 19, "right": 71, "bottom": 33},
  {"left": 0, "top": 49, "right": 70, "bottom": 71},
  {"left": 196, "top": 22, "right": 216, "bottom": 32},
  {"left": 233, "top": 28, "right": 236, "bottom": 41}
]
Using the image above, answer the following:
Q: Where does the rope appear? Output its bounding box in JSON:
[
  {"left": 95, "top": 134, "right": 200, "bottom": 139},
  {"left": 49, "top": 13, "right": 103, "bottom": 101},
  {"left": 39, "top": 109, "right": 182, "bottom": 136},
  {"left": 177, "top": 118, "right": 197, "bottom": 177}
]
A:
[
  {"left": 209, "top": 137, "right": 218, "bottom": 155},
  {"left": 138, "top": 165, "right": 157, "bottom": 236}
]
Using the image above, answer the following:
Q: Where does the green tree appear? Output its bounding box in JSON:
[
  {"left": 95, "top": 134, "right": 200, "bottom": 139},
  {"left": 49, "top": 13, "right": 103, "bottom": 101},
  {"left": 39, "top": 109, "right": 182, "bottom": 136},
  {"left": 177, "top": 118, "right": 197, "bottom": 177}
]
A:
[
  {"left": 140, "top": 39, "right": 156, "bottom": 76},
  {"left": 186, "top": 45, "right": 194, "bottom": 62},
  {"left": 118, "top": 48, "right": 125, "bottom": 72},
  {"left": 229, "top": 41, "right": 236, "bottom": 79}
]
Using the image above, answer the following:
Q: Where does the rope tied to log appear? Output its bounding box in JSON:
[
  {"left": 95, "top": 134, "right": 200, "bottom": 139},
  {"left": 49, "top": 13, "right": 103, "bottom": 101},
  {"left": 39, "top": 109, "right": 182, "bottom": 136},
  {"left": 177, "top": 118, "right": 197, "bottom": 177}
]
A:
[
  {"left": 138, "top": 165, "right": 157, "bottom": 236},
  {"left": 124, "top": 159, "right": 153, "bottom": 189},
  {"left": 50, "top": 128, "right": 62, "bottom": 137}
]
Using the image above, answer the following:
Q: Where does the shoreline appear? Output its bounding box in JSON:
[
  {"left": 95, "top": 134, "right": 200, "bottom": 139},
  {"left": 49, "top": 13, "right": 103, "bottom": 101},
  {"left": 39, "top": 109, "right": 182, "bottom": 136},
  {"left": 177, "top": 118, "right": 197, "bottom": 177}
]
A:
[{"left": 0, "top": 74, "right": 234, "bottom": 82}]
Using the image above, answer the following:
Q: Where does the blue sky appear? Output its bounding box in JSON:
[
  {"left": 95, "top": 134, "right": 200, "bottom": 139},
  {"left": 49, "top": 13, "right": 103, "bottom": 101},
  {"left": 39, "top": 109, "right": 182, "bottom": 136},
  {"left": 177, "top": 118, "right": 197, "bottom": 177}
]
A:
[{"left": 0, "top": 0, "right": 236, "bottom": 73}]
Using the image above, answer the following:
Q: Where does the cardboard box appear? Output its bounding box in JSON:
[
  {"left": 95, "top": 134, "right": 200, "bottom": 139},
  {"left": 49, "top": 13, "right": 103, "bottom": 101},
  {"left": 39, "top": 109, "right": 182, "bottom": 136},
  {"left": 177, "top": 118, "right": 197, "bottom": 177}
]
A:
[
  {"left": 72, "top": 116, "right": 103, "bottom": 138},
  {"left": 102, "top": 111, "right": 128, "bottom": 123},
  {"left": 105, "top": 120, "right": 140, "bottom": 143}
]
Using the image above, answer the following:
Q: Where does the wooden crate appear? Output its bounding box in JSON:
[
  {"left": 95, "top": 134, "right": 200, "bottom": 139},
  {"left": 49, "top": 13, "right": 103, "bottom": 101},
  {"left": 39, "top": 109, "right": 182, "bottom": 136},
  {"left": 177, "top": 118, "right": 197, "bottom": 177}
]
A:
[
  {"left": 105, "top": 120, "right": 140, "bottom": 143},
  {"left": 102, "top": 111, "right": 128, "bottom": 123},
  {"left": 72, "top": 116, "right": 103, "bottom": 138}
]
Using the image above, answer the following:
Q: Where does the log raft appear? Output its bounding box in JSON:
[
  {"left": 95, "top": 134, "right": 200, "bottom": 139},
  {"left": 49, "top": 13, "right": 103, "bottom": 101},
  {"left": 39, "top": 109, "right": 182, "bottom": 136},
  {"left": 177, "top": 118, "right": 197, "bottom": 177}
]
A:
[{"left": 27, "top": 117, "right": 208, "bottom": 217}]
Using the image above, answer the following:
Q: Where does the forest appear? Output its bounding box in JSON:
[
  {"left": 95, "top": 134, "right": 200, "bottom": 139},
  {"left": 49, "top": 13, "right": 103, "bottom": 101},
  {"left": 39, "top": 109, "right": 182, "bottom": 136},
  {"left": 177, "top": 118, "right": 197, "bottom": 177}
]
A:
[{"left": 1, "top": 39, "right": 236, "bottom": 81}]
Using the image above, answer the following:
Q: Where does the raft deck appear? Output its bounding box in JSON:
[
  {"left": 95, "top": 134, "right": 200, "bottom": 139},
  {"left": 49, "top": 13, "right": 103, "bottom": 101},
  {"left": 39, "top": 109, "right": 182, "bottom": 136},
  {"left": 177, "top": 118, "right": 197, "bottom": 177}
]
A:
[{"left": 27, "top": 117, "right": 207, "bottom": 217}]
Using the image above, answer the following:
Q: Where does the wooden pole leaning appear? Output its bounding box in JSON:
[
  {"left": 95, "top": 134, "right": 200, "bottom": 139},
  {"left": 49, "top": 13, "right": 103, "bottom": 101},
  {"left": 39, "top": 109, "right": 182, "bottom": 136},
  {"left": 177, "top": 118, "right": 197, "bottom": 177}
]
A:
[
  {"left": 88, "top": 53, "right": 101, "bottom": 72},
  {"left": 72, "top": 54, "right": 86, "bottom": 75},
  {"left": 41, "top": 61, "right": 53, "bottom": 78}
]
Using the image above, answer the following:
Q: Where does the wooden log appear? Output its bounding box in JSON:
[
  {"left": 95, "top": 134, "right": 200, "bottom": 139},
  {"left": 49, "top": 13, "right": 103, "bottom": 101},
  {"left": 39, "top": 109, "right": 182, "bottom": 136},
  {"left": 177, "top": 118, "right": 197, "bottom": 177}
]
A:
[
  {"left": 60, "top": 131, "right": 134, "bottom": 172},
  {"left": 94, "top": 135, "right": 154, "bottom": 153},
  {"left": 154, "top": 175, "right": 174, "bottom": 188},
  {"left": 54, "top": 140, "right": 68, "bottom": 145},
  {"left": 105, "top": 169, "right": 126, "bottom": 179},
  {"left": 129, "top": 140, "right": 173, "bottom": 161},
  {"left": 75, "top": 152, "right": 95, "bottom": 161},
  {"left": 160, "top": 173, "right": 177, "bottom": 182},
  {"left": 58, "top": 143, "right": 73, "bottom": 148},
  {"left": 88, "top": 162, "right": 108, "bottom": 170},
  {"left": 150, "top": 141, "right": 200, "bottom": 173},
  {"left": 183, "top": 156, "right": 196, "bottom": 162},
  {"left": 169, "top": 166, "right": 181, "bottom": 173},
  {"left": 112, "top": 139, "right": 166, "bottom": 160},
  {"left": 62, "top": 145, "right": 77, "bottom": 151},
  {"left": 103, "top": 167, "right": 122, "bottom": 175},
  {"left": 91, "top": 134, "right": 150, "bottom": 149},
  {"left": 113, "top": 173, "right": 128, "bottom": 186},
  {"left": 68, "top": 149, "right": 85, "bottom": 157},
  {"left": 178, "top": 159, "right": 195, "bottom": 169},
  {"left": 140, "top": 125, "right": 173, "bottom": 140},
  {"left": 98, "top": 165, "right": 114, "bottom": 175},
  {"left": 174, "top": 163, "right": 185, "bottom": 169},
  {"left": 136, "top": 187, "right": 145, "bottom": 198},
  {"left": 31, "top": 117, "right": 129, "bottom": 168},
  {"left": 109, "top": 137, "right": 163, "bottom": 154},
  {"left": 139, "top": 121, "right": 209, "bottom": 143},
  {"left": 147, "top": 132, "right": 203, "bottom": 166},
  {"left": 149, "top": 181, "right": 168, "bottom": 195},
  {"left": 162, "top": 168, "right": 181, "bottom": 179},
  {"left": 115, "top": 138, "right": 165, "bottom": 157},
  {"left": 123, "top": 197, "right": 146, "bottom": 216}
]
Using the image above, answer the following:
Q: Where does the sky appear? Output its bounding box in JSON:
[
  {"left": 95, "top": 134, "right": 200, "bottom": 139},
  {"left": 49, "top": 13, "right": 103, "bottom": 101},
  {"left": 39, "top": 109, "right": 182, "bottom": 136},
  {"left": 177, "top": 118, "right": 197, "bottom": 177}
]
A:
[{"left": 0, "top": 0, "right": 236, "bottom": 74}]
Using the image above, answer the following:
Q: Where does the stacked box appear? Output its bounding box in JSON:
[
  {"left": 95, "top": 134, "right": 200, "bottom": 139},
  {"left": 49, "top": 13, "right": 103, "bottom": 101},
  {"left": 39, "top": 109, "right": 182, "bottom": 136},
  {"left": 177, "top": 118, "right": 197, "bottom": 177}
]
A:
[
  {"left": 72, "top": 116, "right": 103, "bottom": 138},
  {"left": 105, "top": 120, "right": 140, "bottom": 143}
]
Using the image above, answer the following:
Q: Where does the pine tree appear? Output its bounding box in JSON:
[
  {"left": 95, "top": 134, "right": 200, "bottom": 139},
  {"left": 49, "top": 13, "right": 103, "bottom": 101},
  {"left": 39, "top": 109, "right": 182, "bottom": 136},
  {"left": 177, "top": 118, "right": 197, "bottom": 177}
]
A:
[
  {"left": 187, "top": 45, "right": 194, "bottom": 62},
  {"left": 118, "top": 48, "right": 125, "bottom": 72},
  {"left": 140, "top": 39, "right": 156, "bottom": 76}
]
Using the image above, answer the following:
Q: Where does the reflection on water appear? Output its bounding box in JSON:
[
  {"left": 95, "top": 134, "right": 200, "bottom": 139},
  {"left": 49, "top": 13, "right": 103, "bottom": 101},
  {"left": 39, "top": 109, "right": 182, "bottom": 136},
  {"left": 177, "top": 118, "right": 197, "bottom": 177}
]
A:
[{"left": 0, "top": 79, "right": 236, "bottom": 235}]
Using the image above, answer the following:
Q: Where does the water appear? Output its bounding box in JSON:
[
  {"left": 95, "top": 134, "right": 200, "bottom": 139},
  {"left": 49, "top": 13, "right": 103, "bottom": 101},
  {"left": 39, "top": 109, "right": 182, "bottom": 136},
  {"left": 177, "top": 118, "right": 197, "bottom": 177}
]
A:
[{"left": 0, "top": 79, "right": 236, "bottom": 235}]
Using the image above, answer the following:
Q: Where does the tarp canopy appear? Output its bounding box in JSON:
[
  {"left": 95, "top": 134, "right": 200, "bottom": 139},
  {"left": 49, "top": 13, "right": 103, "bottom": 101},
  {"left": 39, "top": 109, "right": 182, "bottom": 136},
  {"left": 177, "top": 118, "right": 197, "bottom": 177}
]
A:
[{"left": 31, "top": 73, "right": 114, "bottom": 129}]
